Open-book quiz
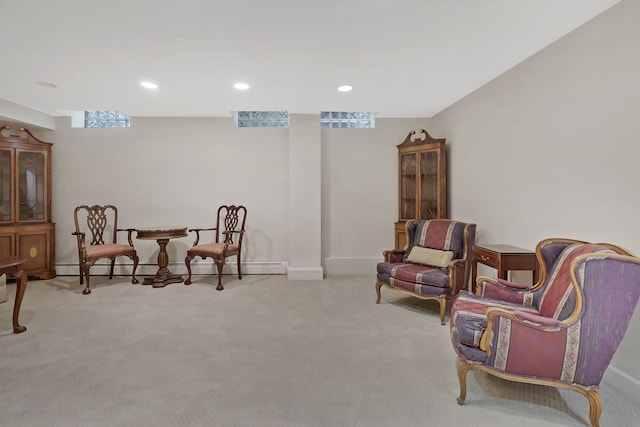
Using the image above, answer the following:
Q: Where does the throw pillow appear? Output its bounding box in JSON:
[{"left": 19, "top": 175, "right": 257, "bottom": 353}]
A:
[{"left": 406, "top": 246, "right": 454, "bottom": 268}]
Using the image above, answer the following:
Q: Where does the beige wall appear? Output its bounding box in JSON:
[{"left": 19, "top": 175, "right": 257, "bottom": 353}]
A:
[
  {"left": 431, "top": 0, "right": 640, "bottom": 390},
  {"left": 321, "top": 118, "right": 433, "bottom": 274},
  {"left": 49, "top": 117, "right": 291, "bottom": 275},
  {"left": 44, "top": 116, "right": 427, "bottom": 278}
]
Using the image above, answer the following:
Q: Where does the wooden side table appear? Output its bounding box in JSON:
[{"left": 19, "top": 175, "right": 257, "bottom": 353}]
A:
[
  {"left": 0, "top": 256, "right": 28, "bottom": 334},
  {"left": 471, "top": 244, "right": 538, "bottom": 291},
  {"left": 136, "top": 227, "right": 188, "bottom": 288}
]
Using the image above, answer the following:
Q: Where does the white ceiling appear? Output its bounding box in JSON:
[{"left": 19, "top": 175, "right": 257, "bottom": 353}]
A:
[{"left": 0, "top": 0, "right": 621, "bottom": 119}]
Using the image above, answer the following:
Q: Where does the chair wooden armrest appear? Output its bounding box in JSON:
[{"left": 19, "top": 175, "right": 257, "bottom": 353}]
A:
[
  {"left": 187, "top": 227, "right": 217, "bottom": 246},
  {"left": 382, "top": 249, "right": 405, "bottom": 263},
  {"left": 116, "top": 228, "right": 136, "bottom": 246},
  {"left": 71, "top": 231, "right": 86, "bottom": 248},
  {"left": 221, "top": 229, "right": 243, "bottom": 235}
]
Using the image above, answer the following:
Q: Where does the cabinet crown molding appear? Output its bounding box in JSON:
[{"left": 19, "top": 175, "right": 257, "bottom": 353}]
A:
[{"left": 397, "top": 129, "right": 445, "bottom": 149}]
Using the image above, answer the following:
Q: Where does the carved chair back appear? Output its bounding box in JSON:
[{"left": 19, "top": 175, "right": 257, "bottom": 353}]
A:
[
  {"left": 216, "top": 205, "right": 247, "bottom": 246},
  {"left": 73, "top": 204, "right": 120, "bottom": 247}
]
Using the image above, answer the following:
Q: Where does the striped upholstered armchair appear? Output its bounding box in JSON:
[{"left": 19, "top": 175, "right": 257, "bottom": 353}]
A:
[
  {"left": 450, "top": 238, "right": 640, "bottom": 427},
  {"left": 376, "top": 219, "right": 476, "bottom": 325}
]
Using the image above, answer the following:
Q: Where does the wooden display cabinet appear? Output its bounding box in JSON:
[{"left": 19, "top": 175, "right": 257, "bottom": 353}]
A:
[
  {"left": 0, "top": 125, "right": 55, "bottom": 279},
  {"left": 395, "top": 129, "right": 447, "bottom": 250}
]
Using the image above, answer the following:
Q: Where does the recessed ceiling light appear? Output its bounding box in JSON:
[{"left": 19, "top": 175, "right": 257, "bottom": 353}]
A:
[
  {"left": 338, "top": 85, "right": 352, "bottom": 92},
  {"left": 140, "top": 81, "right": 158, "bottom": 89},
  {"left": 234, "top": 82, "right": 250, "bottom": 90}
]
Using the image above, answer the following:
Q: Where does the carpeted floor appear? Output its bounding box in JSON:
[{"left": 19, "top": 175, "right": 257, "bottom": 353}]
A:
[{"left": 1, "top": 274, "right": 639, "bottom": 427}]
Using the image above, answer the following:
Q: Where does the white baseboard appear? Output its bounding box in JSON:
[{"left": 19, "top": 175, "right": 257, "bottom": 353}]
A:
[
  {"left": 55, "top": 261, "right": 287, "bottom": 276},
  {"left": 322, "top": 256, "right": 380, "bottom": 276},
  {"left": 56, "top": 258, "right": 380, "bottom": 278},
  {"left": 603, "top": 365, "right": 640, "bottom": 404}
]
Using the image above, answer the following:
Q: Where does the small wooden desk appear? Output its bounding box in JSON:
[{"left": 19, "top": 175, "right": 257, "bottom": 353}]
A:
[
  {"left": 471, "top": 244, "right": 538, "bottom": 291},
  {"left": 136, "top": 227, "right": 188, "bottom": 288},
  {"left": 0, "top": 256, "right": 28, "bottom": 334}
]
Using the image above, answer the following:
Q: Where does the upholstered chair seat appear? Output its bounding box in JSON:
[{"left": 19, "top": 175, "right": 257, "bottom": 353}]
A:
[
  {"left": 85, "top": 243, "right": 136, "bottom": 258},
  {"left": 188, "top": 242, "right": 240, "bottom": 258}
]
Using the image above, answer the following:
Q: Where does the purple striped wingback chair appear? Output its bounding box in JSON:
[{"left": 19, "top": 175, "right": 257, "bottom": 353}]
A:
[
  {"left": 450, "top": 238, "right": 640, "bottom": 427},
  {"left": 376, "top": 219, "right": 476, "bottom": 325}
]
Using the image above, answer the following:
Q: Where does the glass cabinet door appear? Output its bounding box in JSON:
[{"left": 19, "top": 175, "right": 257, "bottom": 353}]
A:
[
  {"left": 0, "top": 149, "right": 11, "bottom": 222},
  {"left": 420, "top": 151, "right": 439, "bottom": 220},
  {"left": 400, "top": 153, "right": 417, "bottom": 220},
  {"left": 17, "top": 150, "right": 46, "bottom": 221}
]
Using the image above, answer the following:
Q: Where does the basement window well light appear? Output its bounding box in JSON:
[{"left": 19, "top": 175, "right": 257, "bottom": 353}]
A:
[
  {"left": 83, "top": 111, "right": 131, "bottom": 128},
  {"left": 233, "top": 111, "right": 290, "bottom": 128},
  {"left": 320, "top": 112, "right": 376, "bottom": 128}
]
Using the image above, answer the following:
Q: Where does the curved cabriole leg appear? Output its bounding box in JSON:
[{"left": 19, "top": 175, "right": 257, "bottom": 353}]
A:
[
  {"left": 375, "top": 281, "right": 383, "bottom": 303},
  {"left": 78, "top": 260, "right": 84, "bottom": 285},
  {"left": 438, "top": 296, "right": 447, "bottom": 325},
  {"left": 82, "top": 265, "right": 92, "bottom": 295},
  {"left": 215, "top": 259, "right": 224, "bottom": 291},
  {"left": 109, "top": 258, "right": 115, "bottom": 279},
  {"left": 585, "top": 388, "right": 602, "bottom": 427},
  {"left": 12, "top": 269, "right": 27, "bottom": 334},
  {"left": 184, "top": 255, "right": 194, "bottom": 285},
  {"left": 457, "top": 358, "right": 472, "bottom": 405},
  {"left": 131, "top": 254, "right": 139, "bottom": 284}
]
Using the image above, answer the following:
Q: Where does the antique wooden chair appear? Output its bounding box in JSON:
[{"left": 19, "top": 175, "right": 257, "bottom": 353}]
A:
[
  {"left": 184, "top": 205, "right": 247, "bottom": 290},
  {"left": 376, "top": 219, "right": 476, "bottom": 325},
  {"left": 72, "top": 204, "right": 139, "bottom": 294},
  {"left": 450, "top": 238, "right": 640, "bottom": 427}
]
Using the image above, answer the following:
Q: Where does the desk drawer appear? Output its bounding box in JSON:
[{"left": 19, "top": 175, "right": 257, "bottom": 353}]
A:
[{"left": 473, "top": 247, "right": 499, "bottom": 268}]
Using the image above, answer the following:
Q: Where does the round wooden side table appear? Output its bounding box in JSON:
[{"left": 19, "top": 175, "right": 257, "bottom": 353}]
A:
[{"left": 136, "top": 227, "right": 188, "bottom": 288}]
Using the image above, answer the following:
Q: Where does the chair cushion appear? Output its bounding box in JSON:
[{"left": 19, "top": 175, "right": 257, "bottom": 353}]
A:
[
  {"left": 377, "top": 262, "right": 450, "bottom": 288},
  {"left": 377, "top": 273, "right": 454, "bottom": 298},
  {"left": 86, "top": 243, "right": 135, "bottom": 258},
  {"left": 190, "top": 243, "right": 239, "bottom": 257},
  {"left": 405, "top": 246, "right": 454, "bottom": 268}
]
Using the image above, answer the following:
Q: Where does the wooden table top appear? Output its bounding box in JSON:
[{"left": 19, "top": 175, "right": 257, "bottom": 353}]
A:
[
  {"left": 0, "top": 256, "right": 27, "bottom": 270},
  {"left": 135, "top": 227, "right": 188, "bottom": 240},
  {"left": 474, "top": 244, "right": 534, "bottom": 254}
]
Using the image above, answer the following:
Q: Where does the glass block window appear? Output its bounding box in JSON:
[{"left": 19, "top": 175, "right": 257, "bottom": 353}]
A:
[
  {"left": 320, "top": 112, "right": 376, "bottom": 128},
  {"left": 233, "top": 111, "right": 290, "bottom": 128},
  {"left": 84, "top": 111, "right": 131, "bottom": 128}
]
